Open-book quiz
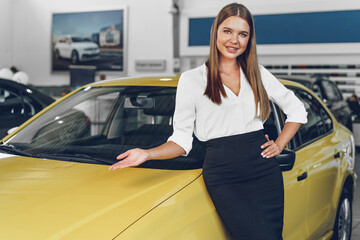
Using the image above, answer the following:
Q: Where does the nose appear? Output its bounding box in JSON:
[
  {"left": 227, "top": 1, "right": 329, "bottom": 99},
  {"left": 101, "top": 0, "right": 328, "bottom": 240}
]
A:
[{"left": 230, "top": 33, "right": 238, "bottom": 44}]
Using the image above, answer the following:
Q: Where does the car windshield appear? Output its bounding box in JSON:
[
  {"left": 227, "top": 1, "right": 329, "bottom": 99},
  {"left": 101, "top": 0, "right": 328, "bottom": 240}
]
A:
[
  {"left": 71, "top": 37, "right": 91, "bottom": 42},
  {"left": 3, "top": 86, "right": 205, "bottom": 169}
]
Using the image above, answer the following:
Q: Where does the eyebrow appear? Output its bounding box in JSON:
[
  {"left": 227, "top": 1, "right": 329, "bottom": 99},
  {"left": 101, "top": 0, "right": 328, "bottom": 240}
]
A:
[{"left": 222, "top": 27, "right": 249, "bottom": 34}]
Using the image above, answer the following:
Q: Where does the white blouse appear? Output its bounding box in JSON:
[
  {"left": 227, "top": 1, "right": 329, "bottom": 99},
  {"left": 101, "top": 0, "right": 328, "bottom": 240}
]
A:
[{"left": 168, "top": 64, "right": 308, "bottom": 155}]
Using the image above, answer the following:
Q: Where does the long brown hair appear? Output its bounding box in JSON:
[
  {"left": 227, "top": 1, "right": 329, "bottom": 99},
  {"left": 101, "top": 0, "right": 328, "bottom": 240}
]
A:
[{"left": 204, "top": 3, "right": 270, "bottom": 120}]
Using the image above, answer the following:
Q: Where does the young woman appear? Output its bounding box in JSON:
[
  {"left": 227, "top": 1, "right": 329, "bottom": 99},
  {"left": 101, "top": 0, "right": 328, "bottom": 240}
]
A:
[{"left": 110, "top": 3, "right": 307, "bottom": 239}]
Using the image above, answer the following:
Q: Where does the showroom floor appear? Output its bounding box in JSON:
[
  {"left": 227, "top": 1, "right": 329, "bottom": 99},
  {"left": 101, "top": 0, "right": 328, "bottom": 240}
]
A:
[{"left": 353, "top": 152, "right": 360, "bottom": 239}]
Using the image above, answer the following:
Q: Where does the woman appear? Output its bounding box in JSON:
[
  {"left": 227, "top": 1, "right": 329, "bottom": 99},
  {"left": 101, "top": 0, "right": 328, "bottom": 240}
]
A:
[{"left": 110, "top": 3, "right": 307, "bottom": 239}]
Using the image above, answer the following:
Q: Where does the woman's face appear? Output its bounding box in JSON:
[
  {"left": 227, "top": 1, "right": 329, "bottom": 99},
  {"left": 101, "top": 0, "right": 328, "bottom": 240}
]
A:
[{"left": 216, "top": 16, "right": 250, "bottom": 61}]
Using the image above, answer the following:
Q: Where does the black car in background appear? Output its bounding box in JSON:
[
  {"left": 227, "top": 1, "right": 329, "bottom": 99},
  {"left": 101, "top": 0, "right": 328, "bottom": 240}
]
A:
[
  {"left": 0, "top": 78, "right": 54, "bottom": 139},
  {"left": 277, "top": 75, "right": 352, "bottom": 130}
]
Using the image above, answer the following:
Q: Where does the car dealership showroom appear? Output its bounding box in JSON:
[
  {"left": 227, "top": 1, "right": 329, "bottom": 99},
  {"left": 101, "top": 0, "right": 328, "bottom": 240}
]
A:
[{"left": 0, "top": 0, "right": 360, "bottom": 239}]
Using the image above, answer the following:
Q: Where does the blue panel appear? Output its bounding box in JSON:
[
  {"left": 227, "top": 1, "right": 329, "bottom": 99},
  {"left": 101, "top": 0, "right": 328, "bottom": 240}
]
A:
[
  {"left": 188, "top": 18, "right": 214, "bottom": 46},
  {"left": 254, "top": 10, "right": 360, "bottom": 44},
  {"left": 188, "top": 10, "right": 360, "bottom": 46}
]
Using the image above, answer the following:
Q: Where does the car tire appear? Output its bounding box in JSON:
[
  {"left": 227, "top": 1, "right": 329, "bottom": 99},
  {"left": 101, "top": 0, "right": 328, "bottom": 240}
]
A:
[
  {"left": 71, "top": 51, "right": 79, "bottom": 64},
  {"left": 332, "top": 188, "right": 352, "bottom": 240}
]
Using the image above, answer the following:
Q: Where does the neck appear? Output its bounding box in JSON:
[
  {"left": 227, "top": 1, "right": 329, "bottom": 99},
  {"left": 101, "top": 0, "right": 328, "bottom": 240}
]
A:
[{"left": 219, "top": 58, "right": 239, "bottom": 73}]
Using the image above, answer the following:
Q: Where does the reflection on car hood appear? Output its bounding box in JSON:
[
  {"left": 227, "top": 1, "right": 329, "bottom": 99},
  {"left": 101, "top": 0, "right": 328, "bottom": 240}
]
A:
[
  {"left": 72, "top": 42, "right": 98, "bottom": 49},
  {"left": 0, "top": 155, "right": 201, "bottom": 239}
]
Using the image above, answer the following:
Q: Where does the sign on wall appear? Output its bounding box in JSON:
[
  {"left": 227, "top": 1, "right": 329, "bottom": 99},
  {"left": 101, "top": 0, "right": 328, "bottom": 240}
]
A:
[
  {"left": 135, "top": 60, "right": 166, "bottom": 72},
  {"left": 51, "top": 8, "right": 127, "bottom": 73}
]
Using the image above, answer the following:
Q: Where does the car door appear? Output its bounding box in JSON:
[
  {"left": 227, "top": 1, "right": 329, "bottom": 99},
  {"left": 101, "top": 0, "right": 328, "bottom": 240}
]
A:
[
  {"left": 264, "top": 103, "right": 309, "bottom": 240},
  {"left": 290, "top": 88, "right": 339, "bottom": 239},
  {"left": 60, "top": 37, "right": 72, "bottom": 58}
]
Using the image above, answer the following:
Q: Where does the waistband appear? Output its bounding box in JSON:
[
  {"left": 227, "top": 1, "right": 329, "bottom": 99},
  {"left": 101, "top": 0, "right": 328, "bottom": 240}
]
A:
[{"left": 206, "top": 130, "right": 264, "bottom": 147}]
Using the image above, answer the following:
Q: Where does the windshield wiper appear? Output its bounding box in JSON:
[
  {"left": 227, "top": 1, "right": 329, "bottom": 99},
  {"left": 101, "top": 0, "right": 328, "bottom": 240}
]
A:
[
  {"left": 0, "top": 144, "right": 34, "bottom": 157},
  {"left": 35, "top": 152, "right": 113, "bottom": 165}
]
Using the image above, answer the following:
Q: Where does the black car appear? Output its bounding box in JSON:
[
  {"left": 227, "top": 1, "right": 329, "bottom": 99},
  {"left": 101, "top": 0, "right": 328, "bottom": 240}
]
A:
[
  {"left": 277, "top": 75, "right": 352, "bottom": 130},
  {"left": 0, "top": 78, "right": 54, "bottom": 138}
]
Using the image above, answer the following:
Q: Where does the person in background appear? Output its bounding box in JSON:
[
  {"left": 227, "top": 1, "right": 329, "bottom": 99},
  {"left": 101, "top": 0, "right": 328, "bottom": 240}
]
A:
[
  {"left": 61, "top": 88, "right": 71, "bottom": 97},
  {"left": 109, "top": 3, "right": 307, "bottom": 239},
  {"left": 347, "top": 94, "right": 360, "bottom": 120}
]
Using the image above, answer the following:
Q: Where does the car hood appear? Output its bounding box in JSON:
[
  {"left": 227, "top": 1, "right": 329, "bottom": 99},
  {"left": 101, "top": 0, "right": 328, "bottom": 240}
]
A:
[
  {"left": 0, "top": 153, "right": 202, "bottom": 239},
  {"left": 72, "top": 42, "right": 98, "bottom": 49}
]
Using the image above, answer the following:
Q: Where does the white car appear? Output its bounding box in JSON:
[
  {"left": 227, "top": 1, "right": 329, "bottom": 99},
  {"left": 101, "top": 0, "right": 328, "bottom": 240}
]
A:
[{"left": 54, "top": 35, "right": 100, "bottom": 64}]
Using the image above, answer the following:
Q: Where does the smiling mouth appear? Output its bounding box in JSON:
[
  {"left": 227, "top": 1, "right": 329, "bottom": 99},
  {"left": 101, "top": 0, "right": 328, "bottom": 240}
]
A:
[{"left": 225, "top": 46, "right": 239, "bottom": 53}]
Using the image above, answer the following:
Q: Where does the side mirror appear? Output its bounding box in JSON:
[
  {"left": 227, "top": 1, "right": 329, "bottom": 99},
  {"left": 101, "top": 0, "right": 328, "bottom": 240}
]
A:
[
  {"left": 124, "top": 96, "right": 154, "bottom": 109},
  {"left": 276, "top": 148, "right": 295, "bottom": 172}
]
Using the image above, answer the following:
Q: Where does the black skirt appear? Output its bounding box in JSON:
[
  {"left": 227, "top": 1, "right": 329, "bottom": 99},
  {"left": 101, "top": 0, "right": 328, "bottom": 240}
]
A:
[{"left": 203, "top": 130, "right": 284, "bottom": 240}]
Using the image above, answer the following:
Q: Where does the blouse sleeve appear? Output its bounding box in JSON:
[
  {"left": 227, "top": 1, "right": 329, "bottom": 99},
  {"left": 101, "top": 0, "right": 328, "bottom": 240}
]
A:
[
  {"left": 260, "top": 66, "right": 308, "bottom": 124},
  {"left": 167, "top": 74, "right": 196, "bottom": 155}
]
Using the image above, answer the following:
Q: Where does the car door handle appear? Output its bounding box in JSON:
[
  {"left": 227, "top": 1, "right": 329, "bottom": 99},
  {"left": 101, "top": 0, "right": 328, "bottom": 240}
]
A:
[
  {"left": 334, "top": 152, "right": 341, "bottom": 159},
  {"left": 297, "top": 172, "right": 308, "bottom": 181}
]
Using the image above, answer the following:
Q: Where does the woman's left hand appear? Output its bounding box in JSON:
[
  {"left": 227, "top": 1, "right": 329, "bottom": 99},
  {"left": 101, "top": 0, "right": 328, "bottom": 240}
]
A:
[{"left": 261, "top": 134, "right": 283, "bottom": 158}]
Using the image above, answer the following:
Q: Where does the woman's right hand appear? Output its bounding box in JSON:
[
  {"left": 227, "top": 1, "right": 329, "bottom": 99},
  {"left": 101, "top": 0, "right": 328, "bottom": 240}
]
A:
[{"left": 109, "top": 148, "right": 150, "bottom": 170}]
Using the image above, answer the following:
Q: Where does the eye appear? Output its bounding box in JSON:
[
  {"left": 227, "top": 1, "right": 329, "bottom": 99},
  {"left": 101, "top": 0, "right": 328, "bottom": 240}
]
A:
[
  {"left": 224, "top": 30, "right": 231, "bottom": 34},
  {"left": 240, "top": 33, "right": 248, "bottom": 37}
]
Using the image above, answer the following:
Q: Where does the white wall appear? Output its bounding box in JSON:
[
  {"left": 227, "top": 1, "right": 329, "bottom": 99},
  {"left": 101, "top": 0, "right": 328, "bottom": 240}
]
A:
[
  {"left": 11, "top": 0, "right": 174, "bottom": 86},
  {"left": 3, "top": 0, "right": 360, "bottom": 85},
  {"left": 180, "top": 0, "right": 360, "bottom": 68},
  {"left": 0, "top": 0, "right": 14, "bottom": 68}
]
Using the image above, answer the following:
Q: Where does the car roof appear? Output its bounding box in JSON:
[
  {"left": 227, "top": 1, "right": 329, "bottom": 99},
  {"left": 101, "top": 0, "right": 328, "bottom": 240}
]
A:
[
  {"left": 0, "top": 77, "right": 37, "bottom": 90},
  {"left": 276, "top": 75, "right": 316, "bottom": 83},
  {"left": 89, "top": 75, "right": 180, "bottom": 88},
  {"left": 84, "top": 75, "right": 310, "bottom": 91},
  {"left": 276, "top": 75, "right": 321, "bottom": 89},
  {"left": 0, "top": 78, "right": 54, "bottom": 104}
]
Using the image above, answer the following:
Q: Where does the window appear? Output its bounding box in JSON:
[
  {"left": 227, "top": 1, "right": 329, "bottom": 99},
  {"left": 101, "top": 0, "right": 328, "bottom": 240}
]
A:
[
  {"left": 22, "top": 94, "right": 43, "bottom": 116},
  {"left": 0, "top": 86, "right": 45, "bottom": 118},
  {"left": 74, "top": 91, "right": 120, "bottom": 136},
  {"left": 7, "top": 86, "right": 205, "bottom": 170},
  {"left": 290, "top": 88, "right": 333, "bottom": 149},
  {"left": 0, "top": 87, "right": 23, "bottom": 116},
  {"left": 312, "top": 83, "right": 323, "bottom": 100},
  {"left": 320, "top": 80, "right": 342, "bottom": 102}
]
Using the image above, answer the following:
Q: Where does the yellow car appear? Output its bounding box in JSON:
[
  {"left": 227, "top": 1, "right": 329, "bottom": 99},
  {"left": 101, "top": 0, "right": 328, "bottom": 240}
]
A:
[{"left": 0, "top": 76, "right": 356, "bottom": 240}]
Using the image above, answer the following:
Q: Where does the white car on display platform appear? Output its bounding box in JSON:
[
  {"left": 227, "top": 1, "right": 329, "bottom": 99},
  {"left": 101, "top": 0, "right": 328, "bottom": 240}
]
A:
[{"left": 54, "top": 35, "right": 100, "bottom": 64}]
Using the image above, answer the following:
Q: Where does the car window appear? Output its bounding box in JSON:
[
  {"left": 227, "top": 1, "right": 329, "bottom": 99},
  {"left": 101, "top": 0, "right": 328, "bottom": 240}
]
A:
[
  {"left": 0, "top": 85, "right": 44, "bottom": 117},
  {"left": 289, "top": 88, "right": 333, "bottom": 149},
  {"left": 5, "top": 86, "right": 204, "bottom": 170},
  {"left": 320, "top": 80, "right": 342, "bottom": 102},
  {"left": 73, "top": 91, "right": 120, "bottom": 136},
  {"left": 22, "top": 94, "right": 44, "bottom": 116},
  {"left": 312, "top": 83, "right": 323, "bottom": 99},
  {"left": 0, "top": 87, "right": 27, "bottom": 117},
  {"left": 71, "top": 37, "right": 90, "bottom": 42}
]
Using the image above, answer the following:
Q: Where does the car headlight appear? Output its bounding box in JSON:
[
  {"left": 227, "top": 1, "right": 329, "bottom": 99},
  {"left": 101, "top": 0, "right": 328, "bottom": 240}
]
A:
[{"left": 345, "top": 135, "right": 355, "bottom": 171}]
